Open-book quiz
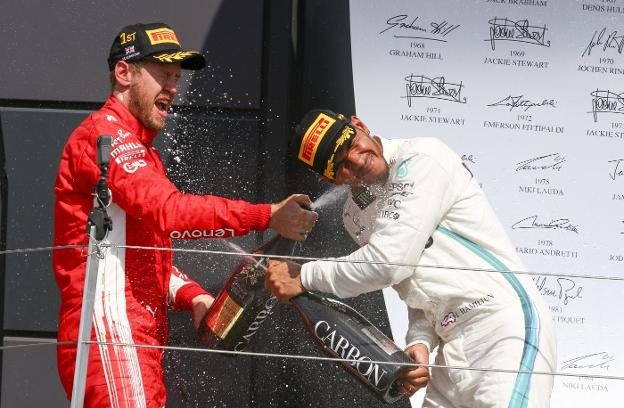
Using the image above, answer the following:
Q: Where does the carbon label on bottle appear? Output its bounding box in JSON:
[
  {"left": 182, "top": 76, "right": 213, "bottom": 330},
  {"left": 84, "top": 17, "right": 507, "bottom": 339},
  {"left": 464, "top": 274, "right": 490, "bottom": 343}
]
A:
[
  {"left": 206, "top": 294, "right": 244, "bottom": 339},
  {"left": 313, "top": 319, "right": 390, "bottom": 389}
]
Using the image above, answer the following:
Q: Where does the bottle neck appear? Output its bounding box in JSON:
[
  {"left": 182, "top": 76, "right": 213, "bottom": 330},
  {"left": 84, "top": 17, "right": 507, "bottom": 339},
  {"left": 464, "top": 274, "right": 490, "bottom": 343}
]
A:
[{"left": 261, "top": 235, "right": 298, "bottom": 257}]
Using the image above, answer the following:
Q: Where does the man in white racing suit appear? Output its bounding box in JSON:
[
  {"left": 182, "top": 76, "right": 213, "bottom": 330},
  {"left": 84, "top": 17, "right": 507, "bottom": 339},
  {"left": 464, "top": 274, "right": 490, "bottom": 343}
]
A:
[{"left": 266, "top": 109, "right": 557, "bottom": 408}]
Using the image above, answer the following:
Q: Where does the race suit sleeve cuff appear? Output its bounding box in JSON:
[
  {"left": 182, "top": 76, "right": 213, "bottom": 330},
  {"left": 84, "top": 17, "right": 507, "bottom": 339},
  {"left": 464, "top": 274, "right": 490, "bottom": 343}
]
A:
[
  {"left": 175, "top": 285, "right": 212, "bottom": 311},
  {"left": 405, "top": 338, "right": 433, "bottom": 353},
  {"left": 300, "top": 262, "right": 313, "bottom": 291},
  {"left": 300, "top": 261, "right": 334, "bottom": 294},
  {"left": 247, "top": 203, "right": 272, "bottom": 231}
]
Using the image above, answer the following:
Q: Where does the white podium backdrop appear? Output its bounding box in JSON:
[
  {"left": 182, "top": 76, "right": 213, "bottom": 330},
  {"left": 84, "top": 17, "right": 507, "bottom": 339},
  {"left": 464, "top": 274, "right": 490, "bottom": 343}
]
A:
[{"left": 349, "top": 0, "right": 623, "bottom": 406}]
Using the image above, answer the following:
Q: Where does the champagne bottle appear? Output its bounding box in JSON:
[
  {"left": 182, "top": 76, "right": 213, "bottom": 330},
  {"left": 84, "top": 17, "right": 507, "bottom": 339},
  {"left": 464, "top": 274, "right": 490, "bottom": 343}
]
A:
[
  {"left": 291, "top": 292, "right": 413, "bottom": 404},
  {"left": 198, "top": 235, "right": 296, "bottom": 351},
  {"left": 200, "top": 235, "right": 413, "bottom": 403}
]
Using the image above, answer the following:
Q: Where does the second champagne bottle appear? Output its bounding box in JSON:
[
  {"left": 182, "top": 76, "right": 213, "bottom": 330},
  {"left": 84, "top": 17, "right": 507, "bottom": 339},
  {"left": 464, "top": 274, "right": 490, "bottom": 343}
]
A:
[{"left": 198, "top": 235, "right": 295, "bottom": 351}]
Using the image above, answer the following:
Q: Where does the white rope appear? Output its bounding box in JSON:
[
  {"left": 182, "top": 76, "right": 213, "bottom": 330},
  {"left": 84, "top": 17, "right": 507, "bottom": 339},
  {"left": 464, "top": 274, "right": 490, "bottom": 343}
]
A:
[
  {"left": 79, "top": 340, "right": 624, "bottom": 382},
  {"left": 103, "top": 243, "right": 624, "bottom": 282},
  {"left": 0, "top": 244, "right": 85, "bottom": 255},
  {"left": 0, "top": 341, "right": 75, "bottom": 351},
  {"left": 0, "top": 242, "right": 621, "bottom": 282},
  {"left": 3, "top": 339, "right": 622, "bottom": 382}
]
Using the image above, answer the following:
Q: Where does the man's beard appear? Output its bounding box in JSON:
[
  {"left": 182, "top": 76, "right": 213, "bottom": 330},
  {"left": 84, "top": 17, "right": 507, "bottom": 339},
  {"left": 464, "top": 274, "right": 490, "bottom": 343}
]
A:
[{"left": 128, "top": 81, "right": 166, "bottom": 131}]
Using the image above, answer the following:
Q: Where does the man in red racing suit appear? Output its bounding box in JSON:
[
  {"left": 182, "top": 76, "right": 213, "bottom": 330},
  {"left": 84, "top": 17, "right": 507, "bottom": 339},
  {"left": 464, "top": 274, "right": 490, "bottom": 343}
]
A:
[{"left": 54, "top": 22, "right": 316, "bottom": 407}]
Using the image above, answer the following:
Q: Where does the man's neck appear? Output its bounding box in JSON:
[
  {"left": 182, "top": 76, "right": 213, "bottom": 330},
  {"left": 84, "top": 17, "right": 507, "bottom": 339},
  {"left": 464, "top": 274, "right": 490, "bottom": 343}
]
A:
[{"left": 112, "top": 90, "right": 130, "bottom": 109}]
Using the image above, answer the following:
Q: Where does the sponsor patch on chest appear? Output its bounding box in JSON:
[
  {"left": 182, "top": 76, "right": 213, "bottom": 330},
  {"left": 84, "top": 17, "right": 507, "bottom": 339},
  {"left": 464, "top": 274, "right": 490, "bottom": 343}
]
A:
[{"left": 440, "top": 294, "right": 495, "bottom": 327}]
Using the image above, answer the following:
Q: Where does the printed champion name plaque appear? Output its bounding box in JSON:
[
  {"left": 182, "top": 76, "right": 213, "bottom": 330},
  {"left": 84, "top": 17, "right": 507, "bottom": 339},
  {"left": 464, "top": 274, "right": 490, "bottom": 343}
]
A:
[{"left": 350, "top": 0, "right": 623, "bottom": 406}]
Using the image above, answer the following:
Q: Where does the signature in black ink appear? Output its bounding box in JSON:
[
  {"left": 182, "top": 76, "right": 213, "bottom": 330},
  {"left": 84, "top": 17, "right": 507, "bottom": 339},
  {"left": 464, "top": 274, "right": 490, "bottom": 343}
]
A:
[
  {"left": 380, "top": 15, "right": 427, "bottom": 35},
  {"left": 402, "top": 74, "right": 466, "bottom": 107},
  {"left": 430, "top": 20, "right": 460, "bottom": 38},
  {"left": 608, "top": 158, "right": 624, "bottom": 181},
  {"left": 380, "top": 15, "right": 460, "bottom": 42},
  {"left": 516, "top": 153, "right": 566, "bottom": 171},
  {"left": 590, "top": 89, "right": 624, "bottom": 122},
  {"left": 582, "top": 28, "right": 624, "bottom": 57},
  {"left": 512, "top": 215, "right": 579, "bottom": 233},
  {"left": 562, "top": 352, "right": 614, "bottom": 371},
  {"left": 487, "top": 17, "right": 550, "bottom": 51},
  {"left": 533, "top": 276, "right": 583, "bottom": 306},
  {"left": 488, "top": 95, "right": 556, "bottom": 112},
  {"left": 343, "top": 209, "right": 366, "bottom": 237},
  {"left": 461, "top": 154, "right": 476, "bottom": 164}
]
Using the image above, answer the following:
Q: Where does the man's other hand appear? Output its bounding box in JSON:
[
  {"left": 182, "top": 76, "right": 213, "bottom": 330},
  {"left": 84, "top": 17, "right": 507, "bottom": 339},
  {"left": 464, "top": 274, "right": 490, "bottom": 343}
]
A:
[
  {"left": 191, "top": 294, "right": 215, "bottom": 330},
  {"left": 265, "top": 259, "right": 304, "bottom": 303},
  {"left": 397, "top": 343, "right": 430, "bottom": 396},
  {"left": 269, "top": 194, "right": 318, "bottom": 241}
]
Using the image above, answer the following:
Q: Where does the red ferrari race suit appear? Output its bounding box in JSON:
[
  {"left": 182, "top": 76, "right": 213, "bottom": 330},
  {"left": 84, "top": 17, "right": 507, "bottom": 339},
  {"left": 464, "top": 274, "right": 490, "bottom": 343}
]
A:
[{"left": 54, "top": 96, "right": 271, "bottom": 407}]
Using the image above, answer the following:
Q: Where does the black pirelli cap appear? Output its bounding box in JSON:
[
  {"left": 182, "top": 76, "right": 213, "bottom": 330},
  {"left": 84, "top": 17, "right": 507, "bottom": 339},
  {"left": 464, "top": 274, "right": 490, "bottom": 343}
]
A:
[
  {"left": 107, "top": 22, "right": 206, "bottom": 71},
  {"left": 293, "top": 109, "right": 357, "bottom": 180}
]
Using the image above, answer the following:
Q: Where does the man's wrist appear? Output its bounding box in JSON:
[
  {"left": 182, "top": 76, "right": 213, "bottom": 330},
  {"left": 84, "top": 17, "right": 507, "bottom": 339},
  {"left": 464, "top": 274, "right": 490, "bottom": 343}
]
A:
[
  {"left": 176, "top": 286, "right": 211, "bottom": 311},
  {"left": 192, "top": 293, "right": 214, "bottom": 303},
  {"left": 405, "top": 340, "right": 432, "bottom": 353}
]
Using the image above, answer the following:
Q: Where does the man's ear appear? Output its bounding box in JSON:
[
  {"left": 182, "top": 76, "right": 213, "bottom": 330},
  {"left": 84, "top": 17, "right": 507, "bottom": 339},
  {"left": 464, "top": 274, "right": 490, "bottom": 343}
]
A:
[
  {"left": 114, "top": 61, "right": 133, "bottom": 88},
  {"left": 350, "top": 115, "right": 370, "bottom": 135}
]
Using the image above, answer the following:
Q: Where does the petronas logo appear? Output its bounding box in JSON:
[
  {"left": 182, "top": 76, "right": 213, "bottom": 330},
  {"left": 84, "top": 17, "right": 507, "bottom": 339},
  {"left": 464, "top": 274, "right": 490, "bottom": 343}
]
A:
[{"left": 396, "top": 158, "right": 411, "bottom": 179}]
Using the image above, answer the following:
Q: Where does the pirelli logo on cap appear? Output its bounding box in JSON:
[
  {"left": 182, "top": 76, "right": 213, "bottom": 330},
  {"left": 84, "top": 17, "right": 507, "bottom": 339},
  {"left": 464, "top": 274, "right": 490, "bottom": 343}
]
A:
[
  {"left": 146, "top": 28, "right": 180, "bottom": 46},
  {"left": 298, "top": 113, "right": 335, "bottom": 166}
]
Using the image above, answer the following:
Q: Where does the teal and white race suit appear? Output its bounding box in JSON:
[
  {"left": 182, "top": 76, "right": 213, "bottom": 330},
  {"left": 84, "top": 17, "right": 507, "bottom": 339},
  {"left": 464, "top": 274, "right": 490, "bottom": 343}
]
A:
[{"left": 301, "top": 137, "right": 556, "bottom": 408}]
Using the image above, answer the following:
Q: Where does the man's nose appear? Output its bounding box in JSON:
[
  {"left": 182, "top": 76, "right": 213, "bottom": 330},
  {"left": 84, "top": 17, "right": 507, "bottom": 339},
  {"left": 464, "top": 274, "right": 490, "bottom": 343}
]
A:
[
  {"left": 348, "top": 147, "right": 365, "bottom": 170},
  {"left": 164, "top": 79, "right": 178, "bottom": 95},
  {"left": 165, "top": 84, "right": 177, "bottom": 96},
  {"left": 342, "top": 151, "right": 361, "bottom": 182}
]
